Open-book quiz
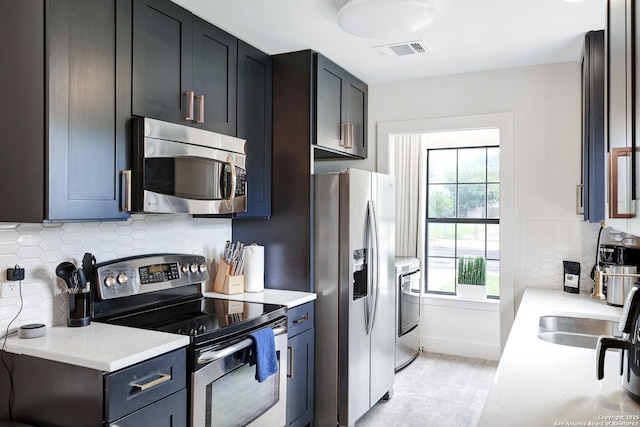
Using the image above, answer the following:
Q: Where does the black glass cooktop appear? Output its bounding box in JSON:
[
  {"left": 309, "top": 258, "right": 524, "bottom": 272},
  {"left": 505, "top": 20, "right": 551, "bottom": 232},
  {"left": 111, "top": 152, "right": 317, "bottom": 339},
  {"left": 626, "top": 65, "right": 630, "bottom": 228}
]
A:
[{"left": 99, "top": 297, "right": 286, "bottom": 346}]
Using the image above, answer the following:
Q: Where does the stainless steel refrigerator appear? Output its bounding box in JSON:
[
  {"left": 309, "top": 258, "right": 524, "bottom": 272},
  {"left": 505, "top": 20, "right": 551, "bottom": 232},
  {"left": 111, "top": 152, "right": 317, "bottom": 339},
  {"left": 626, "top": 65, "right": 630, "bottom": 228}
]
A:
[{"left": 314, "top": 168, "right": 396, "bottom": 427}]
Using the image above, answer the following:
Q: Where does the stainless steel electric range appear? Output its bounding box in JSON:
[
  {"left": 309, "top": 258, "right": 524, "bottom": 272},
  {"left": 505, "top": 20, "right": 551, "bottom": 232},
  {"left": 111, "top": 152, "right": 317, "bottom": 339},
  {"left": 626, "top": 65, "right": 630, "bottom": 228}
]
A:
[{"left": 90, "top": 253, "right": 288, "bottom": 427}]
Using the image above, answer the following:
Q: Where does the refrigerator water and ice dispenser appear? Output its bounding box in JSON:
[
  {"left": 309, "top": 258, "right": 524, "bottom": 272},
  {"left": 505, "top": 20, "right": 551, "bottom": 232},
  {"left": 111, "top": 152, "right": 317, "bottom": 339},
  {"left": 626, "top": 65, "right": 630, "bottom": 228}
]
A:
[{"left": 353, "top": 248, "right": 368, "bottom": 299}]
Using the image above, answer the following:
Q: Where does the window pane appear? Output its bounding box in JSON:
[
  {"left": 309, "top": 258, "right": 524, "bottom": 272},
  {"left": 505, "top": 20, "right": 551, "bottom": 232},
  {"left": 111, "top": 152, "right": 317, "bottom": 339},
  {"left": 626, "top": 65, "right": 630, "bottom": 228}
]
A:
[
  {"left": 456, "top": 224, "right": 486, "bottom": 258},
  {"left": 487, "top": 224, "right": 499, "bottom": 260},
  {"left": 488, "top": 183, "right": 499, "bottom": 218},
  {"left": 424, "top": 143, "right": 500, "bottom": 299},
  {"left": 427, "top": 257, "right": 455, "bottom": 293},
  {"left": 487, "top": 147, "right": 500, "bottom": 182},
  {"left": 458, "top": 148, "right": 486, "bottom": 183},
  {"left": 487, "top": 260, "right": 500, "bottom": 297},
  {"left": 458, "top": 184, "right": 486, "bottom": 218},
  {"left": 428, "top": 150, "right": 456, "bottom": 184},
  {"left": 428, "top": 223, "right": 455, "bottom": 258},
  {"left": 428, "top": 184, "right": 456, "bottom": 218}
]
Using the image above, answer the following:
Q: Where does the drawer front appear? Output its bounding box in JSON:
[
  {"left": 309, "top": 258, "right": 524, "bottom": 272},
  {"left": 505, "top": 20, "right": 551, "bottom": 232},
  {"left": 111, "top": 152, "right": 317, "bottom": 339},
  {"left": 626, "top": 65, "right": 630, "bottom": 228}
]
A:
[
  {"left": 106, "top": 348, "right": 186, "bottom": 422},
  {"left": 110, "top": 389, "right": 187, "bottom": 427},
  {"left": 287, "top": 302, "right": 314, "bottom": 337}
]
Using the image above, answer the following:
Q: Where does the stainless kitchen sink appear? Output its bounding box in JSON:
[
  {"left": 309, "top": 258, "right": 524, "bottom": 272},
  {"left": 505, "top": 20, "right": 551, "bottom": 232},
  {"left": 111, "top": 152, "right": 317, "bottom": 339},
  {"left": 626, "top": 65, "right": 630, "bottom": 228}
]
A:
[{"left": 537, "top": 315, "right": 621, "bottom": 349}]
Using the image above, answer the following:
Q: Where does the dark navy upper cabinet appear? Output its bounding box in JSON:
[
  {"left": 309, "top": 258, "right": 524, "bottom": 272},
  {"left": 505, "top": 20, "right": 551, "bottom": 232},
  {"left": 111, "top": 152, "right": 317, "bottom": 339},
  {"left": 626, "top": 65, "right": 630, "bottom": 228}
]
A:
[
  {"left": 192, "top": 17, "right": 238, "bottom": 136},
  {"left": 132, "top": 0, "right": 237, "bottom": 135},
  {"left": 132, "top": 0, "right": 192, "bottom": 126},
  {"left": 316, "top": 53, "right": 368, "bottom": 159},
  {"left": 235, "top": 41, "right": 273, "bottom": 218},
  {"left": 581, "top": 30, "right": 605, "bottom": 223},
  {"left": 0, "top": 0, "right": 131, "bottom": 222}
]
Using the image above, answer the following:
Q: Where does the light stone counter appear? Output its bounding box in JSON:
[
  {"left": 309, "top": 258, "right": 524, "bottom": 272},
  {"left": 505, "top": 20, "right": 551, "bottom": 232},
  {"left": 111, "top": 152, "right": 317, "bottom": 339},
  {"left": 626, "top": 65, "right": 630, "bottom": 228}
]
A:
[
  {"left": 479, "top": 288, "right": 640, "bottom": 427},
  {"left": 203, "top": 288, "right": 316, "bottom": 308},
  {"left": 2, "top": 322, "right": 189, "bottom": 372},
  {"left": 2, "top": 290, "right": 314, "bottom": 373}
]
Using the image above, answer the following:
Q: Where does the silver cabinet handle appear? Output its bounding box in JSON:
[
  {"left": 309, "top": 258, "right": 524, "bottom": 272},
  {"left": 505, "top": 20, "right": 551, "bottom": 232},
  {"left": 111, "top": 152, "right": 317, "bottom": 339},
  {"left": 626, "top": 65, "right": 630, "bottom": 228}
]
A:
[
  {"left": 609, "top": 148, "right": 634, "bottom": 218},
  {"left": 287, "top": 345, "right": 293, "bottom": 378},
  {"left": 195, "top": 94, "right": 204, "bottom": 124},
  {"left": 130, "top": 373, "right": 171, "bottom": 391},
  {"left": 576, "top": 184, "right": 584, "bottom": 215},
  {"left": 340, "top": 122, "right": 353, "bottom": 148},
  {"left": 120, "top": 170, "right": 131, "bottom": 212},
  {"left": 184, "top": 90, "right": 195, "bottom": 121},
  {"left": 293, "top": 314, "right": 309, "bottom": 324}
]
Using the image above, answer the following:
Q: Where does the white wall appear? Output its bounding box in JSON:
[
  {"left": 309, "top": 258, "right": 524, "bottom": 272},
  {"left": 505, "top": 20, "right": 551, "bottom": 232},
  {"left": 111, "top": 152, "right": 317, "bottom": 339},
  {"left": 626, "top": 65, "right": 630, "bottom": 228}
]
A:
[
  {"left": 364, "top": 61, "right": 600, "bottom": 359},
  {"left": 0, "top": 215, "right": 230, "bottom": 333}
]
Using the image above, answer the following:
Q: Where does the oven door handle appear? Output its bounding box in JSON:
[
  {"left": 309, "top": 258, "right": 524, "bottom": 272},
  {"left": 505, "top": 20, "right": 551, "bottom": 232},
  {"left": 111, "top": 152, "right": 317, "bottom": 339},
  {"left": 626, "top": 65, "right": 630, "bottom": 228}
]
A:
[{"left": 197, "top": 326, "right": 287, "bottom": 365}]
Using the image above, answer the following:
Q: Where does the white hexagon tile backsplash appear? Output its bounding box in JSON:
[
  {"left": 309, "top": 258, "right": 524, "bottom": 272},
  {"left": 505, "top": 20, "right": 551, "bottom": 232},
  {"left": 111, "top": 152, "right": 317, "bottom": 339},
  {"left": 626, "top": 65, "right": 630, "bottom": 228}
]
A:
[
  {"left": 524, "top": 220, "right": 640, "bottom": 292},
  {"left": 0, "top": 214, "right": 231, "bottom": 332}
]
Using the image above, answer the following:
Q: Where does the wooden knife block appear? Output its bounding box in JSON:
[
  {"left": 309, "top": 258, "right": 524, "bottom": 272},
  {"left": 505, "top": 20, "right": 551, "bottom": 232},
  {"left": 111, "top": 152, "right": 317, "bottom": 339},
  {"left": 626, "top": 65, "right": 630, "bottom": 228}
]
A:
[{"left": 213, "top": 259, "right": 244, "bottom": 294}]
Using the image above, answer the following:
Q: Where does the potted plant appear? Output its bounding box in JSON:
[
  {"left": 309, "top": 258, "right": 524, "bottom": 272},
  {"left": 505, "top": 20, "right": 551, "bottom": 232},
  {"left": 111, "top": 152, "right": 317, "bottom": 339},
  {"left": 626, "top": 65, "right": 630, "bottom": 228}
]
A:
[{"left": 457, "top": 256, "right": 487, "bottom": 299}]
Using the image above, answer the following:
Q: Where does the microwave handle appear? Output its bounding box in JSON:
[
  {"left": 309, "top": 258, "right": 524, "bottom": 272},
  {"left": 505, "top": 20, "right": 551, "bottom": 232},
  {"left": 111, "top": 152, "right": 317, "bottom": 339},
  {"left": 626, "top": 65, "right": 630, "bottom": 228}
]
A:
[{"left": 225, "top": 155, "right": 237, "bottom": 209}]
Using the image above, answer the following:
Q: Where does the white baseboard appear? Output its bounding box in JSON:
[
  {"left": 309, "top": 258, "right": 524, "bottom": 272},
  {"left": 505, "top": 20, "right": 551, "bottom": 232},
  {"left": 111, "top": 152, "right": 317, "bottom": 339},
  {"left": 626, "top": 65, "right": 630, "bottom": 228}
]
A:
[{"left": 422, "top": 336, "right": 501, "bottom": 360}]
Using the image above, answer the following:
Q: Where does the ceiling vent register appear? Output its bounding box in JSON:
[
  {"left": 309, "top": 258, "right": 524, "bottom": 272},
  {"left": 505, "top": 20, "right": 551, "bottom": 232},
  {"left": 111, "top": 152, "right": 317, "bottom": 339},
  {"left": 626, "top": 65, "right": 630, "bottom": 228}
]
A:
[{"left": 373, "top": 40, "right": 430, "bottom": 58}]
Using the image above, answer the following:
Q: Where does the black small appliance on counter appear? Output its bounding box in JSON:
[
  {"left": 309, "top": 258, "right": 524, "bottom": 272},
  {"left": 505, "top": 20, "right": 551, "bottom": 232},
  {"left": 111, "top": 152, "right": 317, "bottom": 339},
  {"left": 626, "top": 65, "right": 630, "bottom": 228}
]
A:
[{"left": 597, "top": 285, "right": 640, "bottom": 401}]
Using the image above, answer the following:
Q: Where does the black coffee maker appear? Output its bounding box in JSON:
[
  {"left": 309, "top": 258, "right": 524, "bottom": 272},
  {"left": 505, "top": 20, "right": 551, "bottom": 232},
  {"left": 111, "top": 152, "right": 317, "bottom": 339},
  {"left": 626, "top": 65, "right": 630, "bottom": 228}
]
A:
[{"left": 597, "top": 285, "right": 640, "bottom": 401}]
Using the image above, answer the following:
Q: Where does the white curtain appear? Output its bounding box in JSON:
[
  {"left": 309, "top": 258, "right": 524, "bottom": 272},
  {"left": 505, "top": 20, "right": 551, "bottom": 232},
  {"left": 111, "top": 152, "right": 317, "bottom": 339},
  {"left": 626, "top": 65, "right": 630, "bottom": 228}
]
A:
[{"left": 393, "top": 134, "right": 427, "bottom": 263}]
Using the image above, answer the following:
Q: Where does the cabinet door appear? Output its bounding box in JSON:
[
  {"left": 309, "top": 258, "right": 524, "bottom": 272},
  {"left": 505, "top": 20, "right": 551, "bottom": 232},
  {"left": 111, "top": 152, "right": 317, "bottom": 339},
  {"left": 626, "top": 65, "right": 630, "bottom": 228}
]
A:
[
  {"left": 48, "top": 0, "right": 131, "bottom": 221},
  {"left": 132, "top": 0, "right": 193, "bottom": 125},
  {"left": 287, "top": 328, "right": 314, "bottom": 427},
  {"left": 345, "top": 77, "right": 368, "bottom": 159},
  {"left": 111, "top": 389, "right": 187, "bottom": 427},
  {"left": 606, "top": 0, "right": 633, "bottom": 231},
  {"left": 236, "top": 41, "right": 272, "bottom": 218},
  {"left": 316, "top": 55, "right": 346, "bottom": 154},
  {"left": 316, "top": 54, "right": 368, "bottom": 159},
  {"left": 192, "top": 17, "right": 237, "bottom": 135},
  {"left": 0, "top": 0, "right": 44, "bottom": 223},
  {"left": 582, "top": 31, "right": 605, "bottom": 223}
]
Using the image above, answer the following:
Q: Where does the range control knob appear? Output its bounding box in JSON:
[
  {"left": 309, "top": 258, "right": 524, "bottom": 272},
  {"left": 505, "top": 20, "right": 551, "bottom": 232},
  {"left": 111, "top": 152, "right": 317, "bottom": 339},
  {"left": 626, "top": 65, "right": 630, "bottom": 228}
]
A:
[
  {"left": 198, "top": 264, "right": 207, "bottom": 273},
  {"left": 104, "top": 276, "right": 115, "bottom": 288},
  {"left": 117, "top": 273, "right": 128, "bottom": 285},
  {"left": 181, "top": 264, "right": 189, "bottom": 273},
  {"left": 190, "top": 263, "right": 197, "bottom": 273}
]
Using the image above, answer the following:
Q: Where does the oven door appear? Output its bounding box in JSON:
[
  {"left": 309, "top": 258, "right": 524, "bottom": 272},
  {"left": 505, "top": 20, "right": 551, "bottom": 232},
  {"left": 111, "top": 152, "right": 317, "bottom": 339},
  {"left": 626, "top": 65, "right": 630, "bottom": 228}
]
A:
[
  {"left": 191, "top": 325, "right": 287, "bottom": 427},
  {"left": 399, "top": 270, "right": 421, "bottom": 336}
]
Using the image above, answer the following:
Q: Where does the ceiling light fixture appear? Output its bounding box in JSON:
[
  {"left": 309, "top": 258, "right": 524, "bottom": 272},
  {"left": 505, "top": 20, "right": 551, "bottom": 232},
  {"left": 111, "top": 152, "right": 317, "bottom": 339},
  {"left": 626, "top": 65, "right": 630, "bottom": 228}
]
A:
[{"left": 337, "top": 0, "right": 436, "bottom": 39}]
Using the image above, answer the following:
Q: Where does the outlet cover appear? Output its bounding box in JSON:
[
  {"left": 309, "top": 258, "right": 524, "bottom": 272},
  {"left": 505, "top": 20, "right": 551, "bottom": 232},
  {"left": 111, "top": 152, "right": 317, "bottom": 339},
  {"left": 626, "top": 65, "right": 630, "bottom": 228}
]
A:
[{"left": 1, "top": 269, "right": 20, "bottom": 298}]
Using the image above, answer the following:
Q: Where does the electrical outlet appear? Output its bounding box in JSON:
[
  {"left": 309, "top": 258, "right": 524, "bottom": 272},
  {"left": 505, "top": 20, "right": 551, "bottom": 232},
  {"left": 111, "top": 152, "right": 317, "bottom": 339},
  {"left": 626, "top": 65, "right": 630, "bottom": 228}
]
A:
[{"left": 1, "top": 269, "right": 20, "bottom": 298}]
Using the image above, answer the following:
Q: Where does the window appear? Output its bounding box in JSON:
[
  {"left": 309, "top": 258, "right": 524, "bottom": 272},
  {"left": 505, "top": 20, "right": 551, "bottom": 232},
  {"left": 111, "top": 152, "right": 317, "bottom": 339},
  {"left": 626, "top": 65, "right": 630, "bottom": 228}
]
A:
[{"left": 426, "top": 133, "right": 500, "bottom": 298}]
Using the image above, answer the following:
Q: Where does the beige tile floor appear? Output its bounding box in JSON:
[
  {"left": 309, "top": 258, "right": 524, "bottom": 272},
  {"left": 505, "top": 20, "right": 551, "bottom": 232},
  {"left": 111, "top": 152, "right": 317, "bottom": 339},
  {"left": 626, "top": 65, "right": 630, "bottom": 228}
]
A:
[{"left": 356, "top": 352, "right": 499, "bottom": 427}]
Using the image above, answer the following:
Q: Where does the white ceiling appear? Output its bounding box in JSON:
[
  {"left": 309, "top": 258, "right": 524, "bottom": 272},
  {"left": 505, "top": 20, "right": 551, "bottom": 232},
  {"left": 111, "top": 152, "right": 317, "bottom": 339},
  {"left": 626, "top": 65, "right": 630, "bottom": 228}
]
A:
[{"left": 171, "top": 0, "right": 605, "bottom": 84}]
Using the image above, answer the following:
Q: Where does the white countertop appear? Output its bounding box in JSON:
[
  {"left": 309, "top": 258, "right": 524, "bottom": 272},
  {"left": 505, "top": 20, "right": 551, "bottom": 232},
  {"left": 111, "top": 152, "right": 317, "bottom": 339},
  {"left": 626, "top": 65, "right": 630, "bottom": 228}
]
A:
[
  {"left": 479, "top": 288, "right": 640, "bottom": 426},
  {"left": 203, "top": 288, "right": 316, "bottom": 308},
  {"left": 2, "top": 290, "right": 314, "bottom": 373},
  {"left": 2, "top": 322, "right": 189, "bottom": 372}
]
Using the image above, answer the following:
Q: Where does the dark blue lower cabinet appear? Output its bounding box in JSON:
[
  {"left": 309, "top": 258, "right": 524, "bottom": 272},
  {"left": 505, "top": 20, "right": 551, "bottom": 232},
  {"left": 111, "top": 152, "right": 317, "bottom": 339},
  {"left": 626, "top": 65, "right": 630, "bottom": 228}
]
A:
[
  {"left": 113, "top": 389, "right": 187, "bottom": 427},
  {"left": 287, "top": 302, "right": 315, "bottom": 427}
]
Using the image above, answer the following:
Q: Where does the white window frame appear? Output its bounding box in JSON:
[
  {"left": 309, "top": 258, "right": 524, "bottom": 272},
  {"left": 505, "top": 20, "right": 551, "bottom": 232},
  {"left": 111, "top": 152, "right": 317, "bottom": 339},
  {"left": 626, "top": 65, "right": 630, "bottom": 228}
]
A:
[{"left": 377, "top": 112, "right": 515, "bottom": 351}]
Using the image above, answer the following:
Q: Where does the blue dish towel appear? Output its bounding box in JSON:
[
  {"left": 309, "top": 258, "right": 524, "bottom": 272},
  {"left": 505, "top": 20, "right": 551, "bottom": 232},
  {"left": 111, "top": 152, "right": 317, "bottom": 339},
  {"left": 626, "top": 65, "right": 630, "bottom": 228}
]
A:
[{"left": 249, "top": 327, "right": 278, "bottom": 383}]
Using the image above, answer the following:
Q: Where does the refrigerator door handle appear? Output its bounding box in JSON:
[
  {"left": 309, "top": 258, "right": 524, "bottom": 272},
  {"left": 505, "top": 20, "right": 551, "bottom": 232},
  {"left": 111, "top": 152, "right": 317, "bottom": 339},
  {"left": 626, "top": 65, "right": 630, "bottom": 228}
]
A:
[
  {"left": 367, "top": 200, "right": 381, "bottom": 334},
  {"left": 364, "top": 202, "right": 372, "bottom": 333}
]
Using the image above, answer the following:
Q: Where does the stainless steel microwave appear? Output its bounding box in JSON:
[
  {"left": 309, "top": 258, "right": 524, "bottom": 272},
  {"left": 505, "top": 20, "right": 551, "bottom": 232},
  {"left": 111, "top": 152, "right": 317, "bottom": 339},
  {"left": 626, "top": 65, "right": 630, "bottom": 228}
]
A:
[{"left": 126, "top": 117, "right": 247, "bottom": 215}]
